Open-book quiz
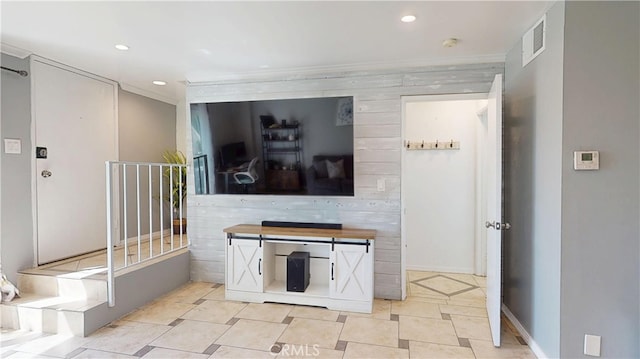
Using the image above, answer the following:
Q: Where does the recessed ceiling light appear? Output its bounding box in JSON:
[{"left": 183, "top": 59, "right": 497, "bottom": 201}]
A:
[
  {"left": 401, "top": 15, "right": 416, "bottom": 23},
  {"left": 152, "top": 81, "right": 166, "bottom": 86},
  {"left": 114, "top": 44, "right": 129, "bottom": 51}
]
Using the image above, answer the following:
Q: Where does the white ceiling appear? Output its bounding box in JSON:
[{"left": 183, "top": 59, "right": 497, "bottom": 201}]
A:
[{"left": 1, "top": 1, "right": 551, "bottom": 104}]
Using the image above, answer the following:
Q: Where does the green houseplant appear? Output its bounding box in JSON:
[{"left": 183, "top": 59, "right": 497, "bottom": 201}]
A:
[{"left": 163, "top": 150, "right": 187, "bottom": 234}]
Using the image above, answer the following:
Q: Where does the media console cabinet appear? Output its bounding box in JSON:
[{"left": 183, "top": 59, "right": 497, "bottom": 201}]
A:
[{"left": 223, "top": 224, "right": 376, "bottom": 313}]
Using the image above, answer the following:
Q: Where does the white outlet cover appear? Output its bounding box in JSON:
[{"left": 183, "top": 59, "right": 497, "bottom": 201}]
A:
[
  {"left": 4, "top": 138, "right": 22, "bottom": 154},
  {"left": 377, "top": 178, "right": 385, "bottom": 192}
]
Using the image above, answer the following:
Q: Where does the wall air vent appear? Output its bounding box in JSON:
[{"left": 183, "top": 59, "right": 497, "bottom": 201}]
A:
[{"left": 522, "top": 14, "right": 546, "bottom": 67}]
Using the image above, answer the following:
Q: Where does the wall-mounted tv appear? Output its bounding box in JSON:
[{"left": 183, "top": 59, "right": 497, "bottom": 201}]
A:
[{"left": 190, "top": 96, "right": 354, "bottom": 196}]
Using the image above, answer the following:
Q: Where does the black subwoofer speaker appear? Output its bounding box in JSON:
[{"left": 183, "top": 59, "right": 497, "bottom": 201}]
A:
[{"left": 287, "top": 251, "right": 310, "bottom": 292}]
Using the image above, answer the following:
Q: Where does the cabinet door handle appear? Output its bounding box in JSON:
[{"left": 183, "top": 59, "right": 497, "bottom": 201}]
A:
[
  {"left": 258, "top": 258, "right": 262, "bottom": 275},
  {"left": 331, "top": 263, "right": 334, "bottom": 281}
]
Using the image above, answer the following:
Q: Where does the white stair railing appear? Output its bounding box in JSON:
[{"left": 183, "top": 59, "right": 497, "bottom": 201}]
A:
[{"left": 105, "top": 161, "right": 188, "bottom": 307}]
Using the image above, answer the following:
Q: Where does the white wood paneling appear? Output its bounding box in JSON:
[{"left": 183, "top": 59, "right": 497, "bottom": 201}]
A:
[
  {"left": 355, "top": 138, "right": 401, "bottom": 151},
  {"left": 186, "top": 63, "right": 504, "bottom": 299},
  {"left": 356, "top": 112, "right": 399, "bottom": 125},
  {"left": 355, "top": 125, "right": 402, "bottom": 138}
]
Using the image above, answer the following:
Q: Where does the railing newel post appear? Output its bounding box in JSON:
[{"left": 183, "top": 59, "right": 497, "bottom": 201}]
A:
[{"left": 105, "top": 161, "right": 115, "bottom": 307}]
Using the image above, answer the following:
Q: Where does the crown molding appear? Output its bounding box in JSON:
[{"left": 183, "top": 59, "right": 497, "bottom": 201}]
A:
[
  {"left": 1, "top": 43, "right": 32, "bottom": 59},
  {"left": 187, "top": 54, "right": 506, "bottom": 85}
]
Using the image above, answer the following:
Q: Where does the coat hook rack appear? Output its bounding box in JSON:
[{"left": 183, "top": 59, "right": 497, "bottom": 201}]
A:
[{"left": 404, "top": 139, "right": 460, "bottom": 150}]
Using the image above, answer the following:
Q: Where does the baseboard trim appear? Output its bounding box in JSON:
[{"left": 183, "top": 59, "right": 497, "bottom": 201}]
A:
[{"left": 502, "top": 304, "right": 547, "bottom": 359}]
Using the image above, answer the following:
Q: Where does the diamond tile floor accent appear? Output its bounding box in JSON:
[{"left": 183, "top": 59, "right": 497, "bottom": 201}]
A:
[
  {"left": 411, "top": 273, "right": 479, "bottom": 297},
  {"left": 1, "top": 271, "right": 535, "bottom": 359}
]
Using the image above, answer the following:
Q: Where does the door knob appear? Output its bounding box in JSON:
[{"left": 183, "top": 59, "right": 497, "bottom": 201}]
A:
[
  {"left": 486, "top": 221, "right": 511, "bottom": 230},
  {"left": 41, "top": 170, "right": 52, "bottom": 178}
]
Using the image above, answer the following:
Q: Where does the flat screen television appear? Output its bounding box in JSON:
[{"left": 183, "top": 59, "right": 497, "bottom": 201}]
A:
[{"left": 190, "top": 96, "right": 354, "bottom": 196}]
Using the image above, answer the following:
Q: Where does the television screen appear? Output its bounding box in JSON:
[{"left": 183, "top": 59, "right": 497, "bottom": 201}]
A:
[
  {"left": 219, "top": 142, "right": 247, "bottom": 168},
  {"left": 190, "top": 96, "right": 354, "bottom": 196}
]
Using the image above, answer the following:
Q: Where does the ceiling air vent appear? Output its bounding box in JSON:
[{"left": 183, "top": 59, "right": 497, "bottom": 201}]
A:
[{"left": 522, "top": 14, "right": 546, "bottom": 67}]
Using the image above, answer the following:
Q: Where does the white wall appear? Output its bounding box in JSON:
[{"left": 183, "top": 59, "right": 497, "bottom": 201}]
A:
[{"left": 404, "top": 99, "right": 487, "bottom": 273}]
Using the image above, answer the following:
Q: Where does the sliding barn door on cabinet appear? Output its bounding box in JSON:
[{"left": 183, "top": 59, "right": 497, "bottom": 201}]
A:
[
  {"left": 330, "top": 243, "right": 373, "bottom": 301},
  {"left": 227, "top": 238, "right": 264, "bottom": 292}
]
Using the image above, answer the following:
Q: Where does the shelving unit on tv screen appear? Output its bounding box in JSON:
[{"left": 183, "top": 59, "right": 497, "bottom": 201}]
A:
[{"left": 261, "top": 122, "right": 302, "bottom": 192}]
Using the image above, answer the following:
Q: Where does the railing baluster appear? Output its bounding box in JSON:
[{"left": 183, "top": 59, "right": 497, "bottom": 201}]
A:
[
  {"left": 136, "top": 164, "right": 141, "bottom": 263},
  {"left": 179, "top": 164, "right": 183, "bottom": 248},
  {"left": 170, "top": 164, "right": 174, "bottom": 251},
  {"left": 148, "top": 165, "right": 153, "bottom": 260},
  {"left": 123, "top": 164, "right": 128, "bottom": 268},
  {"left": 159, "top": 165, "right": 164, "bottom": 255}
]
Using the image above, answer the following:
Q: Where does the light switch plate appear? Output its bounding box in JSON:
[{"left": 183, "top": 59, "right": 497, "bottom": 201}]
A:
[
  {"left": 4, "top": 138, "right": 22, "bottom": 154},
  {"left": 377, "top": 178, "right": 386, "bottom": 192},
  {"left": 584, "top": 334, "right": 601, "bottom": 356}
]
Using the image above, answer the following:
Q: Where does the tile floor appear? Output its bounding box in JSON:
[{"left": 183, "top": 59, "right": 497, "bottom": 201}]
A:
[{"left": 1, "top": 271, "right": 536, "bottom": 358}]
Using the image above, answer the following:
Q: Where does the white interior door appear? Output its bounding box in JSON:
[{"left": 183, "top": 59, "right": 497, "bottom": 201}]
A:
[
  {"left": 485, "top": 74, "right": 503, "bottom": 347},
  {"left": 33, "top": 59, "right": 117, "bottom": 264}
]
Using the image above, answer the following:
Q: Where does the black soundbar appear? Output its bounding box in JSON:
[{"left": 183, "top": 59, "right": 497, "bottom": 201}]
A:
[{"left": 261, "top": 221, "right": 342, "bottom": 230}]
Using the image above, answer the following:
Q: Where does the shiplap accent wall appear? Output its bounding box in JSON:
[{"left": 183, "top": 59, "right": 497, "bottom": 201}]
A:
[{"left": 185, "top": 63, "right": 504, "bottom": 300}]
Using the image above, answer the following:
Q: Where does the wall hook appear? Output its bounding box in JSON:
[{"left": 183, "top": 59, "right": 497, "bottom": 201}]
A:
[
  {"left": 406, "top": 140, "right": 410, "bottom": 149},
  {"left": 421, "top": 140, "right": 424, "bottom": 148},
  {"left": 435, "top": 140, "right": 439, "bottom": 149},
  {"left": 450, "top": 139, "right": 454, "bottom": 148}
]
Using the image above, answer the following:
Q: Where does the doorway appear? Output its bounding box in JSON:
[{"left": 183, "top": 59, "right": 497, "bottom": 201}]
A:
[
  {"left": 402, "top": 94, "right": 488, "bottom": 276},
  {"left": 400, "top": 74, "right": 504, "bottom": 347}
]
